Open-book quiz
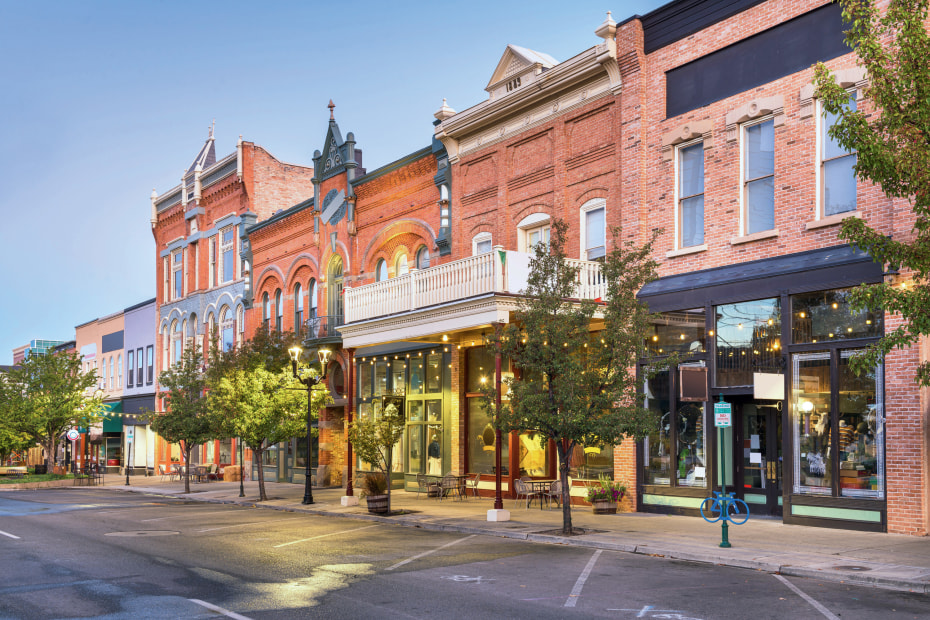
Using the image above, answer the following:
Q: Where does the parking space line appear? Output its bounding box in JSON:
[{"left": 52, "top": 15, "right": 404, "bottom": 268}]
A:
[
  {"left": 385, "top": 534, "right": 476, "bottom": 571},
  {"left": 564, "top": 549, "right": 602, "bottom": 607},
  {"left": 773, "top": 574, "right": 840, "bottom": 620},
  {"left": 142, "top": 510, "right": 234, "bottom": 522},
  {"left": 273, "top": 524, "right": 379, "bottom": 548},
  {"left": 0, "top": 529, "right": 21, "bottom": 539},
  {"left": 189, "top": 598, "right": 252, "bottom": 620},
  {"left": 199, "top": 517, "right": 304, "bottom": 533}
]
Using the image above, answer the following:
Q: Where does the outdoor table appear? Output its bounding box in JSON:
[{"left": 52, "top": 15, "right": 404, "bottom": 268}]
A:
[{"left": 527, "top": 479, "right": 556, "bottom": 510}]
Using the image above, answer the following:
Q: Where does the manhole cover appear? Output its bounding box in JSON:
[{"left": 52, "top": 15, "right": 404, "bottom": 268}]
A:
[
  {"left": 832, "top": 565, "right": 871, "bottom": 571},
  {"left": 105, "top": 531, "right": 180, "bottom": 537}
]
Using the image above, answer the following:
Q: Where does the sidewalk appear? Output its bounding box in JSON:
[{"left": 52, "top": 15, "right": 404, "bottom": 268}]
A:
[{"left": 104, "top": 477, "right": 930, "bottom": 593}]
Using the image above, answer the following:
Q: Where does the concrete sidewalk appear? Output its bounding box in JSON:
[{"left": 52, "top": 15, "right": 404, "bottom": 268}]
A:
[{"left": 103, "top": 477, "right": 930, "bottom": 594}]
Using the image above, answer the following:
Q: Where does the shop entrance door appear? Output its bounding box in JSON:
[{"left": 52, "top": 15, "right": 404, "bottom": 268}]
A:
[{"left": 735, "top": 398, "right": 783, "bottom": 516}]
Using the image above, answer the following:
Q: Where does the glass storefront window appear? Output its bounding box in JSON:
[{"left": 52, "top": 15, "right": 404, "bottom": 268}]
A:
[
  {"left": 426, "top": 400, "right": 442, "bottom": 422},
  {"left": 792, "top": 352, "right": 832, "bottom": 495},
  {"left": 644, "top": 370, "right": 671, "bottom": 485},
  {"left": 838, "top": 351, "right": 883, "bottom": 498},
  {"left": 408, "top": 425, "right": 423, "bottom": 474},
  {"left": 408, "top": 401, "right": 423, "bottom": 422},
  {"left": 374, "top": 361, "right": 388, "bottom": 397},
  {"left": 206, "top": 441, "right": 215, "bottom": 463},
  {"left": 792, "top": 288, "right": 882, "bottom": 344},
  {"left": 296, "top": 436, "right": 308, "bottom": 468},
  {"left": 262, "top": 447, "right": 277, "bottom": 466},
  {"left": 676, "top": 401, "right": 706, "bottom": 487},
  {"left": 518, "top": 431, "right": 548, "bottom": 477},
  {"left": 646, "top": 309, "right": 706, "bottom": 356},
  {"left": 427, "top": 425, "right": 442, "bottom": 476},
  {"left": 715, "top": 298, "right": 782, "bottom": 387},
  {"left": 359, "top": 363, "right": 372, "bottom": 400},
  {"left": 219, "top": 439, "right": 231, "bottom": 464},
  {"left": 357, "top": 402, "right": 371, "bottom": 422},
  {"left": 409, "top": 358, "right": 424, "bottom": 395},
  {"left": 426, "top": 353, "right": 442, "bottom": 392},
  {"left": 467, "top": 399, "right": 509, "bottom": 475},
  {"left": 466, "top": 347, "right": 496, "bottom": 392},
  {"left": 391, "top": 360, "right": 405, "bottom": 395},
  {"left": 569, "top": 443, "right": 613, "bottom": 481}
]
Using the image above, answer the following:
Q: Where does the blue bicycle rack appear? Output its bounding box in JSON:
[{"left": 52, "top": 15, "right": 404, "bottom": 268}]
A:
[{"left": 700, "top": 491, "right": 750, "bottom": 547}]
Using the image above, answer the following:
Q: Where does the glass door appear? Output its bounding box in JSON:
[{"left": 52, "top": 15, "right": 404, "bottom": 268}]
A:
[{"left": 736, "top": 398, "right": 782, "bottom": 516}]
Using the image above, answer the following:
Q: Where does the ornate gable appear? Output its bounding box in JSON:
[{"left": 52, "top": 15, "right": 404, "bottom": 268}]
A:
[{"left": 485, "top": 44, "right": 557, "bottom": 99}]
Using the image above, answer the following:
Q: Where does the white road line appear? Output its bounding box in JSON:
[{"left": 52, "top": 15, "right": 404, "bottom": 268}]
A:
[
  {"left": 188, "top": 598, "right": 253, "bottom": 620},
  {"left": 198, "top": 517, "right": 304, "bottom": 533},
  {"left": 564, "top": 549, "right": 602, "bottom": 608},
  {"left": 385, "top": 534, "right": 476, "bottom": 571},
  {"left": 0, "top": 530, "right": 21, "bottom": 540},
  {"left": 141, "top": 510, "right": 233, "bottom": 522},
  {"left": 774, "top": 574, "right": 840, "bottom": 620},
  {"left": 273, "top": 524, "right": 379, "bottom": 548}
]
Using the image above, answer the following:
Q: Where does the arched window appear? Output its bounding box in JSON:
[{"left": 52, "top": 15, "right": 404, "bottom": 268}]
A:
[
  {"left": 109, "top": 356, "right": 115, "bottom": 388},
  {"left": 206, "top": 314, "right": 215, "bottom": 349},
  {"left": 188, "top": 313, "right": 198, "bottom": 352},
  {"left": 262, "top": 292, "right": 270, "bottom": 330},
  {"left": 275, "top": 289, "right": 283, "bottom": 331},
  {"left": 328, "top": 256, "right": 344, "bottom": 321},
  {"left": 162, "top": 326, "right": 169, "bottom": 371},
  {"left": 309, "top": 278, "right": 318, "bottom": 319},
  {"left": 580, "top": 198, "right": 606, "bottom": 260},
  {"left": 395, "top": 254, "right": 409, "bottom": 277},
  {"left": 237, "top": 306, "right": 245, "bottom": 345},
  {"left": 415, "top": 246, "right": 430, "bottom": 270},
  {"left": 102, "top": 354, "right": 108, "bottom": 388},
  {"left": 172, "top": 320, "right": 182, "bottom": 365},
  {"left": 117, "top": 354, "right": 122, "bottom": 388},
  {"left": 472, "top": 232, "right": 492, "bottom": 255},
  {"left": 376, "top": 259, "right": 388, "bottom": 282},
  {"left": 221, "top": 307, "right": 234, "bottom": 352},
  {"left": 294, "top": 283, "right": 303, "bottom": 337},
  {"left": 517, "top": 213, "right": 551, "bottom": 253}
]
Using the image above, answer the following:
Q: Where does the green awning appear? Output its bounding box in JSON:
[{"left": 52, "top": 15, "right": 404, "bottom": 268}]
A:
[{"left": 101, "top": 401, "right": 123, "bottom": 433}]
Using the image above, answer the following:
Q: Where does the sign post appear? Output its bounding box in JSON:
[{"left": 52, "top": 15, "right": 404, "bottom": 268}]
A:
[{"left": 713, "top": 396, "right": 733, "bottom": 548}]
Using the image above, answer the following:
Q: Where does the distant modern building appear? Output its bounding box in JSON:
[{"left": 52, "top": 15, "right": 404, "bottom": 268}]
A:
[{"left": 12, "top": 339, "right": 67, "bottom": 363}]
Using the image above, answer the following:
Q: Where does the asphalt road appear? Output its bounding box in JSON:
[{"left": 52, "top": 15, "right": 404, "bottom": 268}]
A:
[{"left": 1, "top": 489, "right": 928, "bottom": 619}]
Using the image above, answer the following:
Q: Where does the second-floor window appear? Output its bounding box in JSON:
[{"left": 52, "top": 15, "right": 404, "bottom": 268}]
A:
[
  {"left": 262, "top": 293, "right": 270, "bottom": 329},
  {"left": 473, "top": 233, "right": 492, "bottom": 255},
  {"left": 743, "top": 118, "right": 775, "bottom": 235},
  {"left": 678, "top": 142, "right": 705, "bottom": 248},
  {"left": 127, "top": 350, "right": 134, "bottom": 388},
  {"left": 581, "top": 199, "right": 606, "bottom": 260},
  {"left": 309, "top": 279, "right": 318, "bottom": 319},
  {"left": 117, "top": 354, "right": 122, "bottom": 388},
  {"left": 137, "top": 347, "right": 143, "bottom": 386},
  {"left": 209, "top": 236, "right": 216, "bottom": 288},
  {"left": 294, "top": 283, "right": 303, "bottom": 337},
  {"left": 376, "top": 259, "right": 388, "bottom": 281},
  {"left": 109, "top": 356, "right": 114, "bottom": 389},
  {"left": 395, "top": 254, "right": 409, "bottom": 277},
  {"left": 146, "top": 345, "right": 153, "bottom": 384},
  {"left": 821, "top": 96, "right": 857, "bottom": 216},
  {"left": 220, "top": 227, "right": 235, "bottom": 284},
  {"left": 275, "top": 289, "right": 283, "bottom": 331},
  {"left": 172, "top": 251, "right": 183, "bottom": 300},
  {"left": 416, "top": 246, "right": 430, "bottom": 270}
]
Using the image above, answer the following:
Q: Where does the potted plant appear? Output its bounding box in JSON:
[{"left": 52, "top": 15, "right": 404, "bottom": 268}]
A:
[
  {"left": 585, "top": 474, "right": 626, "bottom": 515},
  {"left": 348, "top": 397, "right": 406, "bottom": 515},
  {"left": 360, "top": 473, "right": 389, "bottom": 514}
]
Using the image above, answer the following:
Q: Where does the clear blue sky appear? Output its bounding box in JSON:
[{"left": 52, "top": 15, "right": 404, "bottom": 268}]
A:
[{"left": 0, "top": 0, "right": 665, "bottom": 363}]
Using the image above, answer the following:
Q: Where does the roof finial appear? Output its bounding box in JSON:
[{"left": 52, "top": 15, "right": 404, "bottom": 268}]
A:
[
  {"left": 209, "top": 119, "right": 215, "bottom": 139},
  {"left": 328, "top": 100, "right": 335, "bottom": 121}
]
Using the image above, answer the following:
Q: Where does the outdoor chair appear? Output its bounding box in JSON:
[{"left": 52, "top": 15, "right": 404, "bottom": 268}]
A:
[
  {"left": 544, "top": 480, "right": 563, "bottom": 509},
  {"left": 439, "top": 473, "right": 461, "bottom": 501},
  {"left": 415, "top": 473, "right": 433, "bottom": 499},
  {"left": 464, "top": 473, "right": 481, "bottom": 498},
  {"left": 207, "top": 463, "right": 219, "bottom": 481},
  {"left": 513, "top": 478, "right": 540, "bottom": 509}
]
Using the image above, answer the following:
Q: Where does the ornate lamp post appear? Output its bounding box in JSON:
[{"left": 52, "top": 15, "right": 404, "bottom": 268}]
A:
[{"left": 289, "top": 346, "right": 331, "bottom": 505}]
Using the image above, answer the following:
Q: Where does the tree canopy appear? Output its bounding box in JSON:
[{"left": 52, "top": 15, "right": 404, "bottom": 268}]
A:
[{"left": 814, "top": 0, "right": 930, "bottom": 384}]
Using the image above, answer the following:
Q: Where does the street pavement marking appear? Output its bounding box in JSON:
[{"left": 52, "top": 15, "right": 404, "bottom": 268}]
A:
[
  {"left": 189, "top": 598, "right": 253, "bottom": 620},
  {"left": 385, "top": 534, "right": 476, "bottom": 571},
  {"left": 198, "top": 517, "right": 304, "bottom": 532},
  {"left": 0, "top": 529, "right": 21, "bottom": 539},
  {"left": 273, "top": 524, "right": 379, "bottom": 548},
  {"left": 773, "top": 574, "right": 840, "bottom": 620},
  {"left": 564, "top": 549, "right": 602, "bottom": 607},
  {"left": 141, "top": 509, "right": 234, "bottom": 522}
]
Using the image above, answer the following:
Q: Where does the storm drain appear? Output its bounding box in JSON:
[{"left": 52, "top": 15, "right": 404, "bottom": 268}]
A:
[
  {"left": 832, "top": 565, "right": 872, "bottom": 571},
  {"left": 105, "top": 531, "right": 180, "bottom": 537}
]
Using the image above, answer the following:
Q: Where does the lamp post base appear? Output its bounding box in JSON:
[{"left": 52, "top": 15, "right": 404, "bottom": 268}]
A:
[
  {"left": 341, "top": 496, "right": 359, "bottom": 507},
  {"left": 487, "top": 508, "right": 511, "bottom": 522}
]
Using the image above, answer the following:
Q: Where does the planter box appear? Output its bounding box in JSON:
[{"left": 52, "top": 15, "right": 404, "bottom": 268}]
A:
[
  {"left": 592, "top": 500, "right": 618, "bottom": 515},
  {"left": 366, "top": 494, "right": 389, "bottom": 514}
]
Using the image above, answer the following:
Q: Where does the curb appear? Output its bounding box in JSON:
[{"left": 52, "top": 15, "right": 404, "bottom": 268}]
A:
[{"left": 117, "top": 487, "right": 930, "bottom": 593}]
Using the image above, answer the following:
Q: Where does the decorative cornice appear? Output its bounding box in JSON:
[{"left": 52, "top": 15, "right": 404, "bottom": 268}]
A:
[
  {"left": 799, "top": 67, "right": 868, "bottom": 120},
  {"left": 661, "top": 119, "right": 714, "bottom": 161},
  {"left": 725, "top": 95, "right": 785, "bottom": 142}
]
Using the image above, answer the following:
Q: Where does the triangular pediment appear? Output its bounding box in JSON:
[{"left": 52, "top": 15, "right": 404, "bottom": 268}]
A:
[
  {"left": 486, "top": 44, "right": 557, "bottom": 92},
  {"left": 320, "top": 121, "right": 346, "bottom": 175}
]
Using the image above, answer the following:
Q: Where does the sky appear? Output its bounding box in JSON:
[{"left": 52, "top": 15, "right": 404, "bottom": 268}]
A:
[{"left": 0, "top": 0, "right": 665, "bottom": 364}]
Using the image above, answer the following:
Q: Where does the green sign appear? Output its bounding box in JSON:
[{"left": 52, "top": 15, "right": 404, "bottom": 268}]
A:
[{"left": 714, "top": 401, "right": 732, "bottom": 427}]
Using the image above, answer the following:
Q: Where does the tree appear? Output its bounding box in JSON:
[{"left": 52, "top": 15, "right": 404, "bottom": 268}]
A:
[
  {"left": 151, "top": 344, "right": 217, "bottom": 494},
  {"left": 0, "top": 351, "right": 103, "bottom": 471},
  {"left": 210, "top": 366, "right": 314, "bottom": 501},
  {"left": 347, "top": 398, "right": 406, "bottom": 513},
  {"left": 814, "top": 0, "right": 930, "bottom": 384},
  {"left": 0, "top": 423, "right": 33, "bottom": 465},
  {"left": 486, "top": 219, "right": 663, "bottom": 534}
]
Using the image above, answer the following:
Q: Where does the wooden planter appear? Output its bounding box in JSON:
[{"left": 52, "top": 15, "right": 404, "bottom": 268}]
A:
[
  {"left": 592, "top": 499, "right": 618, "bottom": 515},
  {"left": 366, "top": 494, "right": 389, "bottom": 514}
]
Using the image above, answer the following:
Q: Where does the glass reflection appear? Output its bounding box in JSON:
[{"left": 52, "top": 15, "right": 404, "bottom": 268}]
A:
[
  {"left": 793, "top": 352, "right": 832, "bottom": 495},
  {"left": 676, "top": 401, "right": 706, "bottom": 487},
  {"left": 715, "top": 298, "right": 782, "bottom": 387},
  {"left": 792, "top": 288, "right": 881, "bottom": 344},
  {"left": 647, "top": 309, "right": 706, "bottom": 356},
  {"left": 644, "top": 370, "right": 671, "bottom": 485},
  {"left": 467, "top": 399, "right": 508, "bottom": 475},
  {"left": 838, "top": 351, "right": 883, "bottom": 498}
]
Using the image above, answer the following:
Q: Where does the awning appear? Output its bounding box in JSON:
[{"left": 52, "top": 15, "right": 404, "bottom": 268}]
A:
[{"left": 101, "top": 401, "right": 123, "bottom": 433}]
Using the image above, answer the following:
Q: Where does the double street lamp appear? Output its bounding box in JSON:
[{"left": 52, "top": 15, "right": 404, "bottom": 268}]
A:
[{"left": 288, "top": 346, "right": 331, "bottom": 505}]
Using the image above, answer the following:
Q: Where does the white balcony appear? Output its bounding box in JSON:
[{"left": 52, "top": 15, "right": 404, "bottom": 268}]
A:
[{"left": 344, "top": 247, "right": 606, "bottom": 325}]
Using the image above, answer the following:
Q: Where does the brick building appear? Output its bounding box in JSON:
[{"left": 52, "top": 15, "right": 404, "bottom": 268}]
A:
[{"left": 150, "top": 128, "right": 315, "bottom": 474}]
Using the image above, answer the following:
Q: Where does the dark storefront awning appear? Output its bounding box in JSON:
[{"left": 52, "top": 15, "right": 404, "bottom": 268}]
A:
[{"left": 101, "top": 401, "right": 123, "bottom": 433}]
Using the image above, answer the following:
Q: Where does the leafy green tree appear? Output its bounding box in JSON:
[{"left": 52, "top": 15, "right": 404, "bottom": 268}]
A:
[
  {"left": 0, "top": 351, "right": 103, "bottom": 471},
  {"left": 487, "top": 219, "right": 663, "bottom": 534},
  {"left": 0, "top": 422, "right": 33, "bottom": 465},
  {"left": 151, "top": 345, "right": 217, "bottom": 493},
  {"left": 814, "top": 0, "right": 930, "bottom": 384},
  {"left": 348, "top": 401, "right": 406, "bottom": 513},
  {"left": 210, "top": 366, "right": 315, "bottom": 501}
]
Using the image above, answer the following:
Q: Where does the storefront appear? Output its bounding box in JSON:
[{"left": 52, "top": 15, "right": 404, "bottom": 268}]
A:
[{"left": 637, "top": 245, "right": 887, "bottom": 531}]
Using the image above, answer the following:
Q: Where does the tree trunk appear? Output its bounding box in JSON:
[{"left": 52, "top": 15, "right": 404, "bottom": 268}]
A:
[
  {"left": 254, "top": 444, "right": 267, "bottom": 501},
  {"left": 557, "top": 440, "right": 574, "bottom": 535},
  {"left": 183, "top": 445, "right": 192, "bottom": 494},
  {"left": 44, "top": 437, "right": 55, "bottom": 472},
  {"left": 386, "top": 450, "right": 392, "bottom": 515}
]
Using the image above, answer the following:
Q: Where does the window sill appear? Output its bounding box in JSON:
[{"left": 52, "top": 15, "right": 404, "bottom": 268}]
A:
[
  {"left": 805, "top": 211, "right": 861, "bottom": 230},
  {"left": 730, "top": 229, "right": 779, "bottom": 245},
  {"left": 666, "top": 244, "right": 707, "bottom": 258}
]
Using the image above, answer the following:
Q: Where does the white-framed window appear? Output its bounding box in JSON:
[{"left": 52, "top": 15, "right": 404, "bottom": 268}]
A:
[
  {"left": 262, "top": 292, "right": 270, "bottom": 329},
  {"left": 163, "top": 257, "right": 169, "bottom": 301},
  {"left": 237, "top": 306, "right": 245, "bottom": 345},
  {"left": 395, "top": 254, "right": 409, "bottom": 277},
  {"left": 137, "top": 347, "right": 143, "bottom": 386},
  {"left": 472, "top": 232, "right": 492, "bottom": 255},
  {"left": 188, "top": 314, "right": 198, "bottom": 353},
  {"left": 220, "top": 226, "right": 235, "bottom": 284},
  {"left": 579, "top": 199, "right": 606, "bottom": 260},
  {"left": 206, "top": 313, "right": 215, "bottom": 348},
  {"left": 172, "top": 250, "right": 183, "bottom": 300},
  {"left": 102, "top": 355, "right": 108, "bottom": 389},
  {"left": 275, "top": 289, "right": 283, "bottom": 331},
  {"left": 741, "top": 118, "right": 775, "bottom": 235},
  {"left": 308, "top": 279, "right": 318, "bottom": 318},
  {"left": 109, "top": 356, "right": 114, "bottom": 389},
  {"left": 676, "top": 142, "right": 705, "bottom": 248},
  {"left": 208, "top": 236, "right": 216, "bottom": 288},
  {"left": 415, "top": 246, "right": 430, "bottom": 270},
  {"left": 818, "top": 95, "right": 857, "bottom": 217},
  {"left": 117, "top": 354, "right": 122, "bottom": 388},
  {"left": 172, "top": 320, "right": 182, "bottom": 365},
  {"left": 294, "top": 283, "right": 303, "bottom": 337},
  {"left": 161, "top": 328, "right": 169, "bottom": 372},
  {"left": 127, "top": 350, "right": 134, "bottom": 388},
  {"left": 220, "top": 307, "right": 234, "bottom": 352},
  {"left": 376, "top": 259, "right": 388, "bottom": 281},
  {"left": 517, "top": 213, "right": 550, "bottom": 253}
]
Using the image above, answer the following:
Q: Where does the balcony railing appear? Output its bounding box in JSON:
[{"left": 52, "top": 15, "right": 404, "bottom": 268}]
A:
[
  {"left": 303, "top": 315, "right": 344, "bottom": 341},
  {"left": 344, "top": 247, "right": 606, "bottom": 324}
]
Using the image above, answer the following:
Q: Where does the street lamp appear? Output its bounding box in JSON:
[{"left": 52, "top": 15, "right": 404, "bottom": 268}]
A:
[{"left": 289, "top": 345, "right": 331, "bottom": 505}]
